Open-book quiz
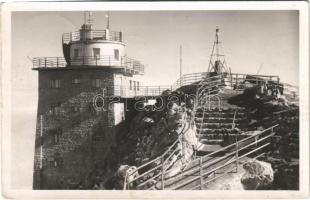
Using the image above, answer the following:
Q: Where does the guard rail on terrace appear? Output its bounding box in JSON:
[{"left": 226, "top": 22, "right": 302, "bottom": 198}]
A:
[
  {"left": 173, "top": 72, "right": 280, "bottom": 89},
  {"left": 62, "top": 30, "right": 123, "bottom": 44},
  {"left": 32, "top": 56, "right": 144, "bottom": 75},
  {"left": 112, "top": 85, "right": 174, "bottom": 97}
]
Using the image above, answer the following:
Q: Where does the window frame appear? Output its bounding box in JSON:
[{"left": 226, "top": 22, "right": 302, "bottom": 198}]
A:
[
  {"left": 93, "top": 48, "right": 100, "bottom": 58},
  {"left": 74, "top": 49, "right": 79, "bottom": 59},
  {"left": 50, "top": 79, "right": 61, "bottom": 89},
  {"left": 114, "top": 49, "right": 119, "bottom": 61},
  {"left": 71, "top": 78, "right": 81, "bottom": 84}
]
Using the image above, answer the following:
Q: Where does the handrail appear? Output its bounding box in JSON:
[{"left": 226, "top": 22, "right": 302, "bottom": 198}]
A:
[
  {"left": 32, "top": 56, "right": 145, "bottom": 75},
  {"left": 124, "top": 111, "right": 189, "bottom": 190},
  {"left": 62, "top": 29, "right": 123, "bottom": 44},
  {"left": 231, "top": 111, "right": 237, "bottom": 129},
  {"left": 167, "top": 124, "right": 278, "bottom": 190}
]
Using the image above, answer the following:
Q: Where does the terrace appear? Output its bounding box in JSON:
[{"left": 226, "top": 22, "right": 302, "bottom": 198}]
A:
[
  {"left": 62, "top": 30, "right": 123, "bottom": 44},
  {"left": 32, "top": 56, "right": 145, "bottom": 75}
]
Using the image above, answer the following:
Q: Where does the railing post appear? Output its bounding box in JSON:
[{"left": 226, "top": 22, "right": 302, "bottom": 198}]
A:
[
  {"left": 44, "top": 58, "right": 47, "bottom": 68},
  {"left": 200, "top": 157, "right": 203, "bottom": 190},
  {"left": 109, "top": 56, "right": 111, "bottom": 66},
  {"left": 161, "top": 157, "right": 165, "bottom": 190},
  {"left": 158, "top": 86, "right": 160, "bottom": 96},
  {"left": 56, "top": 57, "right": 59, "bottom": 68},
  {"left": 235, "top": 141, "right": 239, "bottom": 173},
  {"left": 236, "top": 75, "right": 239, "bottom": 93},
  {"left": 123, "top": 173, "right": 127, "bottom": 190},
  {"left": 95, "top": 56, "right": 98, "bottom": 66}
]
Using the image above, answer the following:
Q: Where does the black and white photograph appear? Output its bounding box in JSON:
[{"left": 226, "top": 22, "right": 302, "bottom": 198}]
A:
[{"left": 1, "top": 1, "right": 309, "bottom": 199}]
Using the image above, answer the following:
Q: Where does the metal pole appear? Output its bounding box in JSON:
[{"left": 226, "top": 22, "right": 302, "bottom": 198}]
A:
[
  {"left": 40, "top": 115, "right": 43, "bottom": 169},
  {"left": 161, "top": 157, "right": 164, "bottom": 190},
  {"left": 235, "top": 141, "right": 239, "bottom": 173},
  {"left": 123, "top": 173, "right": 127, "bottom": 190},
  {"left": 180, "top": 45, "right": 182, "bottom": 84},
  {"left": 200, "top": 157, "right": 203, "bottom": 190}
]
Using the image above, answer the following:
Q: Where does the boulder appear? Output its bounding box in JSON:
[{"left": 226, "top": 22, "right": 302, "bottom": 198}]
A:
[{"left": 241, "top": 160, "right": 274, "bottom": 190}]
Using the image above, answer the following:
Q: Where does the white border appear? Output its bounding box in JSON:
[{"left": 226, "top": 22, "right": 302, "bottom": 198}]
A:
[{"left": 1, "top": 1, "right": 309, "bottom": 199}]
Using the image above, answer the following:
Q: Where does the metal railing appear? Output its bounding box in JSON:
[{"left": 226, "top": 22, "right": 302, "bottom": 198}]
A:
[
  {"left": 123, "top": 112, "right": 189, "bottom": 190},
  {"left": 62, "top": 29, "right": 123, "bottom": 44},
  {"left": 173, "top": 72, "right": 280, "bottom": 89},
  {"left": 165, "top": 124, "right": 278, "bottom": 190},
  {"left": 32, "top": 57, "right": 67, "bottom": 68},
  {"left": 112, "top": 85, "right": 173, "bottom": 97},
  {"left": 32, "top": 56, "right": 144, "bottom": 75}
]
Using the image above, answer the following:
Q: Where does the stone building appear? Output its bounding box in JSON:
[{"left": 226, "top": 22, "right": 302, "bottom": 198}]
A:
[{"left": 32, "top": 12, "right": 145, "bottom": 189}]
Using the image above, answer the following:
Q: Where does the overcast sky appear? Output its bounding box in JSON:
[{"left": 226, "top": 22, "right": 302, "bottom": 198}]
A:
[{"left": 11, "top": 10, "right": 298, "bottom": 189}]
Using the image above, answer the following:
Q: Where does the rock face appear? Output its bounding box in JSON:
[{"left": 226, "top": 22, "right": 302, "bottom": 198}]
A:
[
  {"left": 106, "top": 91, "right": 199, "bottom": 189},
  {"left": 241, "top": 160, "right": 274, "bottom": 190},
  {"left": 228, "top": 87, "right": 299, "bottom": 190}
]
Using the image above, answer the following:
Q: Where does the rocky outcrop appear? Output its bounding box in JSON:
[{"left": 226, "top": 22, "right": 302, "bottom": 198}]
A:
[
  {"left": 105, "top": 91, "right": 199, "bottom": 189},
  {"left": 228, "top": 86, "right": 299, "bottom": 190},
  {"left": 241, "top": 160, "right": 274, "bottom": 190}
]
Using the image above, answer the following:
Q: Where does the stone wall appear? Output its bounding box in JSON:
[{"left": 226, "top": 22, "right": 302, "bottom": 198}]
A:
[{"left": 33, "top": 68, "right": 120, "bottom": 189}]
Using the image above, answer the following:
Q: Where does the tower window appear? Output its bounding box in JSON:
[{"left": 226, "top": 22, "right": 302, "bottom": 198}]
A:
[
  {"left": 129, "top": 80, "right": 132, "bottom": 90},
  {"left": 74, "top": 49, "right": 79, "bottom": 59},
  {"left": 71, "top": 106, "right": 80, "bottom": 112},
  {"left": 50, "top": 102, "right": 61, "bottom": 115},
  {"left": 48, "top": 128, "right": 62, "bottom": 144},
  {"left": 93, "top": 48, "right": 100, "bottom": 58},
  {"left": 72, "top": 78, "right": 81, "bottom": 84},
  {"left": 114, "top": 49, "right": 119, "bottom": 61},
  {"left": 50, "top": 79, "right": 61, "bottom": 89},
  {"left": 92, "top": 79, "right": 103, "bottom": 88}
]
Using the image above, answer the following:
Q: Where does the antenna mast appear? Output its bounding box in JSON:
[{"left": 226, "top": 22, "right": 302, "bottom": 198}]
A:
[
  {"left": 106, "top": 11, "right": 110, "bottom": 29},
  {"left": 180, "top": 45, "right": 182, "bottom": 82}
]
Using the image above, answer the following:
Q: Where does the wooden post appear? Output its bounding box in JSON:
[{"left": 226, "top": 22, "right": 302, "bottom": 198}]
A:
[{"left": 200, "top": 157, "right": 203, "bottom": 190}]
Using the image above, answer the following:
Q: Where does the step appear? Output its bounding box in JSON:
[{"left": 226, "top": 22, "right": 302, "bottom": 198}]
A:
[
  {"left": 195, "top": 117, "right": 243, "bottom": 123},
  {"left": 195, "top": 113, "right": 241, "bottom": 118},
  {"left": 200, "top": 139, "right": 224, "bottom": 145},
  {"left": 196, "top": 123, "right": 237, "bottom": 129},
  {"left": 196, "top": 128, "right": 238, "bottom": 135}
]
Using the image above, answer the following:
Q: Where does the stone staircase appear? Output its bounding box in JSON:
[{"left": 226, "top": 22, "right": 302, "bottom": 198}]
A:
[{"left": 195, "top": 107, "right": 248, "bottom": 146}]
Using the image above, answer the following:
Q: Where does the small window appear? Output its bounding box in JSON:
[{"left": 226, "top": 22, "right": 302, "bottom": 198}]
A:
[
  {"left": 50, "top": 102, "right": 61, "bottom": 115},
  {"left": 72, "top": 78, "right": 81, "bottom": 84},
  {"left": 93, "top": 48, "right": 100, "bottom": 58},
  {"left": 48, "top": 128, "right": 62, "bottom": 144},
  {"left": 137, "top": 81, "right": 140, "bottom": 91},
  {"left": 92, "top": 79, "right": 103, "bottom": 88},
  {"left": 54, "top": 152, "right": 63, "bottom": 168},
  {"left": 129, "top": 80, "right": 132, "bottom": 90},
  {"left": 114, "top": 49, "right": 119, "bottom": 61},
  {"left": 133, "top": 81, "right": 136, "bottom": 91},
  {"left": 71, "top": 106, "right": 80, "bottom": 112},
  {"left": 74, "top": 49, "right": 79, "bottom": 58},
  {"left": 50, "top": 79, "right": 61, "bottom": 89}
]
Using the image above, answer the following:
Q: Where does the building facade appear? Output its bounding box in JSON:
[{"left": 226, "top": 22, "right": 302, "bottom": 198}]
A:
[{"left": 32, "top": 13, "right": 145, "bottom": 189}]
